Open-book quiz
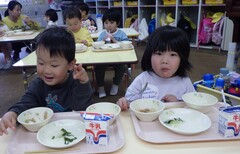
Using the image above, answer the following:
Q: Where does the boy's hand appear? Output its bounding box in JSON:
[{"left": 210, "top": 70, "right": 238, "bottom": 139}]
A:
[
  {"left": 117, "top": 97, "right": 129, "bottom": 111},
  {"left": 0, "top": 111, "right": 17, "bottom": 136},
  {"left": 161, "top": 94, "right": 178, "bottom": 102},
  {"left": 73, "top": 64, "right": 89, "bottom": 83}
]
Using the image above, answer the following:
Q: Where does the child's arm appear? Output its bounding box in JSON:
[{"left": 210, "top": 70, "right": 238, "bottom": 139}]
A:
[
  {"left": 117, "top": 97, "right": 129, "bottom": 111},
  {"left": 22, "top": 15, "right": 40, "bottom": 30},
  {"left": 73, "top": 64, "right": 89, "bottom": 83},
  {"left": 0, "top": 111, "right": 17, "bottom": 136}
]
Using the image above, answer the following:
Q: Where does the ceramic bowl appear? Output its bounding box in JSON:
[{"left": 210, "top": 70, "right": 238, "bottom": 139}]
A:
[
  {"left": 17, "top": 107, "right": 53, "bottom": 132},
  {"left": 75, "top": 43, "right": 84, "bottom": 51},
  {"left": 86, "top": 102, "right": 121, "bottom": 125},
  {"left": 92, "top": 41, "right": 105, "bottom": 49},
  {"left": 182, "top": 92, "right": 218, "bottom": 113},
  {"left": 120, "top": 41, "right": 132, "bottom": 49},
  {"left": 130, "top": 98, "right": 165, "bottom": 122}
]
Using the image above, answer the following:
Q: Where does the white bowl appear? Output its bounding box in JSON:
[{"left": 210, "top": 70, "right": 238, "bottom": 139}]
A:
[
  {"left": 86, "top": 102, "right": 121, "bottom": 125},
  {"left": 120, "top": 41, "right": 132, "bottom": 49},
  {"left": 130, "top": 98, "right": 165, "bottom": 122},
  {"left": 92, "top": 41, "right": 105, "bottom": 49},
  {"left": 182, "top": 92, "right": 218, "bottom": 113},
  {"left": 75, "top": 43, "right": 84, "bottom": 51},
  {"left": 17, "top": 107, "right": 53, "bottom": 132}
]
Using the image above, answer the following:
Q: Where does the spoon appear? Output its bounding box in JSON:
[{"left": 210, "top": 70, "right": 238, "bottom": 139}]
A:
[{"left": 221, "top": 89, "right": 227, "bottom": 108}]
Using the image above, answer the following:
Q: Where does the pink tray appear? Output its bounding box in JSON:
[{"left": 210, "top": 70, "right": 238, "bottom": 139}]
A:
[
  {"left": 130, "top": 102, "right": 240, "bottom": 143},
  {"left": 7, "top": 112, "right": 125, "bottom": 154}
]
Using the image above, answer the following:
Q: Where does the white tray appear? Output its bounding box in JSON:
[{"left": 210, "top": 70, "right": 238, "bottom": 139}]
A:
[
  {"left": 130, "top": 102, "right": 240, "bottom": 143},
  {"left": 7, "top": 112, "right": 125, "bottom": 154}
]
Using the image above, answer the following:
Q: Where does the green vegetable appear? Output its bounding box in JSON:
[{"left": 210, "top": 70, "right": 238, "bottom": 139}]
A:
[
  {"left": 60, "top": 128, "right": 77, "bottom": 145},
  {"left": 164, "top": 117, "right": 184, "bottom": 125}
]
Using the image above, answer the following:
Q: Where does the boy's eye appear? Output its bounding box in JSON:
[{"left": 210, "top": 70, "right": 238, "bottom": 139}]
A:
[
  {"left": 170, "top": 53, "right": 178, "bottom": 56},
  {"left": 154, "top": 52, "right": 162, "bottom": 55},
  {"left": 38, "top": 62, "right": 44, "bottom": 65},
  {"left": 51, "top": 65, "right": 59, "bottom": 67}
]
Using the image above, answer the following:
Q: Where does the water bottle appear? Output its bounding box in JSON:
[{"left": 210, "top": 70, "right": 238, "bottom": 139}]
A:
[
  {"left": 220, "top": 68, "right": 231, "bottom": 91},
  {"left": 214, "top": 78, "right": 225, "bottom": 91},
  {"left": 202, "top": 74, "right": 214, "bottom": 88},
  {"left": 96, "top": 14, "right": 103, "bottom": 32}
]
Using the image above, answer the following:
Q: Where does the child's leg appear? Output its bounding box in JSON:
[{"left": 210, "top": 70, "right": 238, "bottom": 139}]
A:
[
  {"left": 110, "top": 64, "right": 125, "bottom": 95},
  {"left": 94, "top": 65, "right": 108, "bottom": 98}
]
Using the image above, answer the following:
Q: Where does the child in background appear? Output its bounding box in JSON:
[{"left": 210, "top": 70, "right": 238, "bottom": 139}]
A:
[
  {"left": 63, "top": 7, "right": 93, "bottom": 46},
  {"left": 76, "top": 2, "right": 97, "bottom": 30},
  {"left": 117, "top": 26, "right": 196, "bottom": 110},
  {"left": 0, "top": 27, "right": 93, "bottom": 136},
  {"left": 3, "top": 1, "right": 40, "bottom": 62},
  {"left": 44, "top": 9, "right": 58, "bottom": 28},
  {"left": 95, "top": 9, "right": 129, "bottom": 98},
  {"left": 0, "top": 15, "right": 12, "bottom": 70}
]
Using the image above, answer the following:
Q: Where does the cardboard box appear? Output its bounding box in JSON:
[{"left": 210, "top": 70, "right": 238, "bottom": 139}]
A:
[
  {"left": 218, "top": 106, "right": 240, "bottom": 138},
  {"left": 205, "top": 0, "right": 224, "bottom": 4},
  {"left": 81, "top": 112, "right": 114, "bottom": 146}
]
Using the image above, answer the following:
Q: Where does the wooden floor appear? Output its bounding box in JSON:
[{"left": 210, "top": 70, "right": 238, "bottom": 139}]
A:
[{"left": 0, "top": 44, "right": 228, "bottom": 117}]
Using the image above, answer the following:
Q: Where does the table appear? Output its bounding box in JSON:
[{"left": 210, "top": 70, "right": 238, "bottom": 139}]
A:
[
  {"left": 0, "top": 31, "right": 40, "bottom": 52},
  {"left": 13, "top": 47, "right": 138, "bottom": 89},
  {"left": 0, "top": 111, "right": 239, "bottom": 154}
]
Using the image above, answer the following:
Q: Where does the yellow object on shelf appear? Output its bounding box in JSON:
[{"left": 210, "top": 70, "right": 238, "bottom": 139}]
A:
[
  {"left": 163, "top": 0, "right": 176, "bottom": 5},
  {"left": 182, "top": 0, "right": 198, "bottom": 5},
  {"left": 205, "top": 0, "right": 224, "bottom": 4},
  {"left": 113, "top": 1, "right": 121, "bottom": 6},
  {"left": 126, "top": 1, "right": 138, "bottom": 6}
]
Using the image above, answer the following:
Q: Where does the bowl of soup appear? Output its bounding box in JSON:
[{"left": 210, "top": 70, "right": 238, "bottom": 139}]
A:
[
  {"left": 17, "top": 107, "right": 53, "bottom": 132},
  {"left": 130, "top": 98, "right": 165, "bottom": 122}
]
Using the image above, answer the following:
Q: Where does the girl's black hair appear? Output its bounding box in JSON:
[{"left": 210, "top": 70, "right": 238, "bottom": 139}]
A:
[
  {"left": 141, "top": 25, "right": 192, "bottom": 77},
  {"left": 36, "top": 27, "right": 75, "bottom": 63},
  {"left": 5, "top": 1, "right": 22, "bottom": 17},
  {"left": 102, "top": 9, "right": 121, "bottom": 25},
  {"left": 63, "top": 7, "right": 82, "bottom": 21},
  {"left": 45, "top": 9, "right": 58, "bottom": 22}
]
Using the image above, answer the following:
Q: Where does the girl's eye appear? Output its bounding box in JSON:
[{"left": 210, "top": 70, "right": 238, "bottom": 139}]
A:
[
  {"left": 170, "top": 53, "right": 178, "bottom": 56},
  {"left": 154, "top": 52, "right": 162, "bottom": 55}
]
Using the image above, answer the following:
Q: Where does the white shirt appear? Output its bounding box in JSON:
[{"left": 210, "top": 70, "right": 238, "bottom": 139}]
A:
[{"left": 125, "top": 71, "right": 196, "bottom": 102}]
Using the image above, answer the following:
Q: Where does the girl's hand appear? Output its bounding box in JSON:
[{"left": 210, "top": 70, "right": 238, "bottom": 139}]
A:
[
  {"left": 73, "top": 64, "right": 89, "bottom": 83},
  {"left": 23, "top": 16, "right": 32, "bottom": 24},
  {"left": 117, "top": 97, "right": 129, "bottom": 111},
  {"left": 161, "top": 94, "right": 178, "bottom": 102},
  {"left": 0, "top": 111, "right": 17, "bottom": 136}
]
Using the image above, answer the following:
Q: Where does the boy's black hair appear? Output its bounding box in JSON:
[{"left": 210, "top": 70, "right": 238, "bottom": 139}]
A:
[
  {"left": 141, "top": 25, "right": 192, "bottom": 77},
  {"left": 5, "top": 1, "right": 22, "bottom": 17},
  {"left": 102, "top": 9, "right": 121, "bottom": 25},
  {"left": 76, "top": 2, "right": 89, "bottom": 14},
  {"left": 63, "top": 7, "right": 82, "bottom": 21},
  {"left": 45, "top": 9, "right": 58, "bottom": 22},
  {"left": 36, "top": 27, "right": 75, "bottom": 63}
]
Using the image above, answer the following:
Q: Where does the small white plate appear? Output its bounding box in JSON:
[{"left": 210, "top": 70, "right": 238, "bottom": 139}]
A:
[
  {"left": 76, "top": 45, "right": 88, "bottom": 53},
  {"left": 37, "top": 119, "right": 85, "bottom": 148},
  {"left": 159, "top": 108, "right": 211, "bottom": 135}
]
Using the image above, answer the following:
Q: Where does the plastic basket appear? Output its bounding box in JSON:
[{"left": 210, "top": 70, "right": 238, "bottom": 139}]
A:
[
  {"left": 205, "top": 0, "right": 224, "bottom": 4},
  {"left": 194, "top": 76, "right": 240, "bottom": 106},
  {"left": 163, "top": 0, "right": 176, "bottom": 5},
  {"left": 182, "top": 0, "right": 198, "bottom": 5}
]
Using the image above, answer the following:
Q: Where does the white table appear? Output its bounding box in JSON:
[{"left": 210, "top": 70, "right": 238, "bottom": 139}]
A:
[
  {"left": 13, "top": 47, "right": 138, "bottom": 89},
  {"left": 0, "top": 110, "right": 239, "bottom": 154},
  {"left": 0, "top": 31, "right": 40, "bottom": 43}
]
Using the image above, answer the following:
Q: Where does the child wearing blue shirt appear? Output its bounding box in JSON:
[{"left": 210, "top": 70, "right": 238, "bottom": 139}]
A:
[{"left": 95, "top": 9, "right": 129, "bottom": 98}]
